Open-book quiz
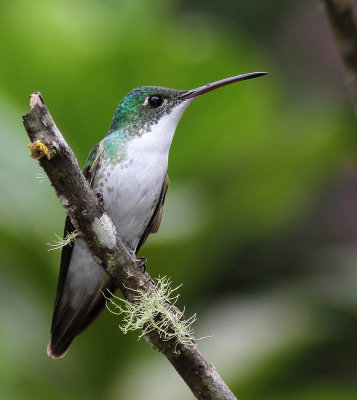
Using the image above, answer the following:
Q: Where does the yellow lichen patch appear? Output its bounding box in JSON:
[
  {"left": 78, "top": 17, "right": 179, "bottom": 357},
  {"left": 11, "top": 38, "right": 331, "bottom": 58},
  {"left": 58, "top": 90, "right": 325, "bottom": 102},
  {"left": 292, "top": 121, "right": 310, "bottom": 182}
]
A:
[{"left": 28, "top": 141, "right": 52, "bottom": 160}]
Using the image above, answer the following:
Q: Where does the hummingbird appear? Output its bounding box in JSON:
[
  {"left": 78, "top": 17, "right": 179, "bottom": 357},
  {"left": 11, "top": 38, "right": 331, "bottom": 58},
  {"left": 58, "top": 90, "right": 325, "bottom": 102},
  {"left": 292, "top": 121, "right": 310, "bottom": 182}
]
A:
[{"left": 47, "top": 72, "right": 267, "bottom": 358}]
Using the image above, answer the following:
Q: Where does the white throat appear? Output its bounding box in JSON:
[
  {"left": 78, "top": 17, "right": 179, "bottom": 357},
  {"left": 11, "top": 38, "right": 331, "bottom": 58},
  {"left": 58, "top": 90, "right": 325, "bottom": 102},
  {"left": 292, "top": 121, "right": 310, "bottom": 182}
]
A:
[{"left": 127, "top": 99, "right": 192, "bottom": 157}]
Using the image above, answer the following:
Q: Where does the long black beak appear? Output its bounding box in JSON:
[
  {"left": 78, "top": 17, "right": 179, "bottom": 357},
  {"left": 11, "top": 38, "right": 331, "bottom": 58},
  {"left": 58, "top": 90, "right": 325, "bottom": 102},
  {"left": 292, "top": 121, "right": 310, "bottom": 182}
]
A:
[{"left": 179, "top": 72, "right": 267, "bottom": 100}]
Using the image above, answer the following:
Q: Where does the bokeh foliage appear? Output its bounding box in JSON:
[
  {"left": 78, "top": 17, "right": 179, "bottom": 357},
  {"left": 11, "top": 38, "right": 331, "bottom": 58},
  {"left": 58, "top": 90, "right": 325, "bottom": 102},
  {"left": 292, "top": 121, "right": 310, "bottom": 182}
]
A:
[{"left": 0, "top": 0, "right": 356, "bottom": 399}]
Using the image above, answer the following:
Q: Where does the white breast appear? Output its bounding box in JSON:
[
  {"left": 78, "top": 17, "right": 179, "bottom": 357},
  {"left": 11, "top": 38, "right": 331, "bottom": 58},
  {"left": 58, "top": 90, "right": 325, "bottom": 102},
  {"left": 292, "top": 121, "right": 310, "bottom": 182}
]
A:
[{"left": 100, "top": 100, "right": 191, "bottom": 250}]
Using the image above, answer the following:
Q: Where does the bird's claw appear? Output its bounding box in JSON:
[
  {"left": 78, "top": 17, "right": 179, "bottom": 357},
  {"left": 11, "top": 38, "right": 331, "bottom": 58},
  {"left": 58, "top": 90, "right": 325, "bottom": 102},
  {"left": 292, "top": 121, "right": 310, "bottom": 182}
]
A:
[
  {"left": 96, "top": 192, "right": 104, "bottom": 206},
  {"left": 135, "top": 256, "right": 147, "bottom": 273}
]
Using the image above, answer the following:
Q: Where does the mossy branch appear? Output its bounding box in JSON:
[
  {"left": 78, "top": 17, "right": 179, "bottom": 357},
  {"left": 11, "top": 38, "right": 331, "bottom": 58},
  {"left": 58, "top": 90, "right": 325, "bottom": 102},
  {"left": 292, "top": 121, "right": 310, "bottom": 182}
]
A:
[
  {"left": 22, "top": 92, "right": 237, "bottom": 400},
  {"left": 105, "top": 277, "right": 198, "bottom": 349}
]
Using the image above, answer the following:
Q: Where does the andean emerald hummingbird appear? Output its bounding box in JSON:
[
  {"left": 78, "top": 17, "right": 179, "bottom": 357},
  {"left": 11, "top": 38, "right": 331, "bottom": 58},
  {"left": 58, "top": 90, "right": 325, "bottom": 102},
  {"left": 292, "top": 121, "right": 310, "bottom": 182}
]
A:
[{"left": 48, "top": 72, "right": 267, "bottom": 358}]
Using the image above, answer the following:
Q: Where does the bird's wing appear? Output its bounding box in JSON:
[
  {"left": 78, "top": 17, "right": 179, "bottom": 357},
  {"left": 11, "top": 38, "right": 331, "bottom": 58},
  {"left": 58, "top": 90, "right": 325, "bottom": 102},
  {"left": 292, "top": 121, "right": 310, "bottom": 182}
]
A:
[
  {"left": 48, "top": 143, "right": 116, "bottom": 358},
  {"left": 82, "top": 143, "right": 103, "bottom": 185},
  {"left": 49, "top": 148, "right": 169, "bottom": 358},
  {"left": 136, "top": 173, "right": 169, "bottom": 252}
]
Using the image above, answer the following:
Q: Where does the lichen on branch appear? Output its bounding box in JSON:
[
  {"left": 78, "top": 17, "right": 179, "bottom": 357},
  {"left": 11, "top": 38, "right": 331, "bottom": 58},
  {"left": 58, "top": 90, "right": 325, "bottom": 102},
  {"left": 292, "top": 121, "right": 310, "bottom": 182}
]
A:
[
  {"left": 46, "top": 231, "right": 79, "bottom": 251},
  {"left": 28, "top": 140, "right": 53, "bottom": 160},
  {"left": 105, "top": 276, "right": 197, "bottom": 349}
]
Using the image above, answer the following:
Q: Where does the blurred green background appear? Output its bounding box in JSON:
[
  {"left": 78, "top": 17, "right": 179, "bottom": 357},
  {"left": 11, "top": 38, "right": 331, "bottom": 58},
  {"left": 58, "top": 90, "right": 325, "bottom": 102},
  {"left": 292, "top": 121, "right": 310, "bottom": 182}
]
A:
[{"left": 0, "top": 0, "right": 356, "bottom": 399}]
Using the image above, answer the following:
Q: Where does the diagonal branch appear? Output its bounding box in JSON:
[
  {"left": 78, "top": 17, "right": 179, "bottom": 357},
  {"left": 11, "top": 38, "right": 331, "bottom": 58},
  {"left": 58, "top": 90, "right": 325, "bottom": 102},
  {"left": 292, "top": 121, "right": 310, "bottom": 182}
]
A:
[
  {"left": 22, "top": 92, "right": 237, "bottom": 400},
  {"left": 322, "top": 0, "right": 357, "bottom": 115}
]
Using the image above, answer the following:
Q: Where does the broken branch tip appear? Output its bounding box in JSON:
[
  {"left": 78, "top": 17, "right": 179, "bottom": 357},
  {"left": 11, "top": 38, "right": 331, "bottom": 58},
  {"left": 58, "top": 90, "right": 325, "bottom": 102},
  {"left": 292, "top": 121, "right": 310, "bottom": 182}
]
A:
[{"left": 29, "top": 92, "right": 45, "bottom": 108}]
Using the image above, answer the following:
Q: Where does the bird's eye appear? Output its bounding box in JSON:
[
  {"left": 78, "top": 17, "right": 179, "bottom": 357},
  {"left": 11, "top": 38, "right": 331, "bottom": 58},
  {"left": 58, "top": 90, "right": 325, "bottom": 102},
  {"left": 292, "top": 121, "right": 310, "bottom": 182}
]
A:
[{"left": 148, "top": 95, "right": 163, "bottom": 108}]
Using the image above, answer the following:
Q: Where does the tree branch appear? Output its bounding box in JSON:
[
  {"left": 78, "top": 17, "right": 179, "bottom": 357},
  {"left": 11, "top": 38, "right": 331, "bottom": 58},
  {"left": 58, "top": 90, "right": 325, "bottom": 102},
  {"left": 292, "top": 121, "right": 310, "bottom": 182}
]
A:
[
  {"left": 322, "top": 0, "right": 357, "bottom": 115},
  {"left": 22, "top": 92, "right": 237, "bottom": 400}
]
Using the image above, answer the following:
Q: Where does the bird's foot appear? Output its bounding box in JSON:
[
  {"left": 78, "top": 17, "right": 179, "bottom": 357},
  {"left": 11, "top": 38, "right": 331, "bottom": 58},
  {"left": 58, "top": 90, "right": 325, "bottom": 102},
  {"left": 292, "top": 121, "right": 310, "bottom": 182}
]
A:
[
  {"left": 135, "top": 256, "right": 147, "bottom": 273},
  {"left": 96, "top": 192, "right": 104, "bottom": 206}
]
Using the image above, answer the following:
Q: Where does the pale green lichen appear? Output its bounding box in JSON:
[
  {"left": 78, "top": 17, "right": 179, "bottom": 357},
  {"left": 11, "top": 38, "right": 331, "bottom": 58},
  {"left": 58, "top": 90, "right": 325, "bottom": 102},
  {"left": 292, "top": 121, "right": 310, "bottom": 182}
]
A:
[
  {"left": 46, "top": 231, "right": 78, "bottom": 251},
  {"left": 104, "top": 277, "right": 197, "bottom": 348},
  {"left": 92, "top": 214, "right": 117, "bottom": 249}
]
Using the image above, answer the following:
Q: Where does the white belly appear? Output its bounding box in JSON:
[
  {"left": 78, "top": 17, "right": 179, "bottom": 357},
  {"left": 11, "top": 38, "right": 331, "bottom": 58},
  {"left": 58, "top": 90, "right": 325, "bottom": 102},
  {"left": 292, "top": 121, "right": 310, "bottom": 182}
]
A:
[{"left": 97, "top": 148, "right": 168, "bottom": 250}]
